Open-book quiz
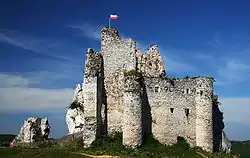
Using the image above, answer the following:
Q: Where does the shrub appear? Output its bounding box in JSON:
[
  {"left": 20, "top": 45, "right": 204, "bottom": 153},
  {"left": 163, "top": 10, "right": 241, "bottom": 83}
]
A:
[
  {"left": 69, "top": 101, "right": 83, "bottom": 111},
  {"left": 124, "top": 70, "right": 142, "bottom": 77}
]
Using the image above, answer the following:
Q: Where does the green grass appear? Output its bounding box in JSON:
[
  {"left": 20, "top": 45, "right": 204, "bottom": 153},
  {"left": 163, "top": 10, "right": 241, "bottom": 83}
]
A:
[
  {"left": 123, "top": 70, "right": 142, "bottom": 77},
  {"left": 231, "top": 141, "right": 250, "bottom": 158},
  {"left": 0, "top": 134, "right": 16, "bottom": 147},
  {"left": 0, "top": 148, "right": 88, "bottom": 158},
  {"left": 62, "top": 133, "right": 233, "bottom": 158},
  {"left": 0, "top": 133, "right": 236, "bottom": 158}
]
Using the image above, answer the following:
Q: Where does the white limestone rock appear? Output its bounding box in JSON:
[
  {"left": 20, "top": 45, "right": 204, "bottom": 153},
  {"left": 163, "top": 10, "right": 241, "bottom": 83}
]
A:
[
  {"left": 66, "top": 106, "right": 85, "bottom": 134},
  {"left": 82, "top": 116, "right": 97, "bottom": 148},
  {"left": 13, "top": 117, "right": 50, "bottom": 143},
  {"left": 72, "top": 84, "right": 84, "bottom": 104},
  {"left": 221, "top": 131, "right": 231, "bottom": 153},
  {"left": 66, "top": 84, "right": 85, "bottom": 134}
]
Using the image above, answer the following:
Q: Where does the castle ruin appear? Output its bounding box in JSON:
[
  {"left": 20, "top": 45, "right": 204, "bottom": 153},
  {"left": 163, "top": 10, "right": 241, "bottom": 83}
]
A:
[{"left": 66, "top": 27, "right": 228, "bottom": 152}]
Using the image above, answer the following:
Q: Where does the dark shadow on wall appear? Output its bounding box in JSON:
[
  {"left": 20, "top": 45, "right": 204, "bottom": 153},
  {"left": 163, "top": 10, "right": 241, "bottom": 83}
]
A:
[
  {"left": 101, "top": 83, "right": 108, "bottom": 137},
  {"left": 96, "top": 56, "right": 108, "bottom": 138},
  {"left": 140, "top": 77, "right": 153, "bottom": 138},
  {"left": 212, "top": 95, "right": 224, "bottom": 152},
  {"left": 177, "top": 136, "right": 185, "bottom": 143}
]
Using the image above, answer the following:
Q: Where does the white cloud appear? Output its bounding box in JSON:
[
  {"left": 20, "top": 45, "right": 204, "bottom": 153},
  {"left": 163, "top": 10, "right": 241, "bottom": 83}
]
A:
[
  {"left": 0, "top": 29, "right": 83, "bottom": 61},
  {"left": 191, "top": 51, "right": 250, "bottom": 86},
  {"left": 220, "top": 97, "right": 250, "bottom": 124},
  {"left": 0, "top": 87, "right": 73, "bottom": 112},
  {"left": 0, "top": 28, "right": 85, "bottom": 112},
  {"left": 192, "top": 52, "right": 216, "bottom": 63},
  {"left": 0, "top": 73, "right": 29, "bottom": 87},
  {"left": 162, "top": 55, "right": 194, "bottom": 75},
  {"left": 216, "top": 60, "right": 250, "bottom": 85},
  {"left": 68, "top": 23, "right": 101, "bottom": 41},
  {"left": 0, "top": 73, "right": 74, "bottom": 112}
]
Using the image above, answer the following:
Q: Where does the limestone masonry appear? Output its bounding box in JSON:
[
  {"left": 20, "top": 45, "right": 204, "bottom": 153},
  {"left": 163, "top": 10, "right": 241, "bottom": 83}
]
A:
[{"left": 66, "top": 27, "right": 231, "bottom": 152}]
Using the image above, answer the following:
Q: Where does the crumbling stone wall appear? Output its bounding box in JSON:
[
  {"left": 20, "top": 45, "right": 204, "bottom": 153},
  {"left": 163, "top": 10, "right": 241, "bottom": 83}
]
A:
[
  {"left": 101, "top": 28, "right": 137, "bottom": 134},
  {"left": 66, "top": 27, "right": 228, "bottom": 153},
  {"left": 145, "top": 77, "right": 214, "bottom": 152},
  {"left": 136, "top": 45, "right": 166, "bottom": 78},
  {"left": 145, "top": 78, "right": 197, "bottom": 147},
  {"left": 82, "top": 48, "right": 103, "bottom": 147}
]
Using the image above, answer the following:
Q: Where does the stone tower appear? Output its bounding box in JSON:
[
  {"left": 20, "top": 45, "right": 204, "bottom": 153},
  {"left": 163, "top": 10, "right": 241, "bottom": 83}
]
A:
[
  {"left": 100, "top": 27, "right": 137, "bottom": 134},
  {"left": 123, "top": 75, "right": 143, "bottom": 148},
  {"left": 195, "top": 77, "right": 214, "bottom": 152}
]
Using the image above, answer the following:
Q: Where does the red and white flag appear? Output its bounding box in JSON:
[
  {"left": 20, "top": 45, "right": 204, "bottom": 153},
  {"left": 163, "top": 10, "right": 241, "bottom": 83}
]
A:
[{"left": 110, "top": 14, "right": 118, "bottom": 20}]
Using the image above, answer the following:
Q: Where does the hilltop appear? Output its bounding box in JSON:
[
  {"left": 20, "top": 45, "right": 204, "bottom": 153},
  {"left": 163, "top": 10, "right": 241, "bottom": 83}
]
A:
[{"left": 0, "top": 133, "right": 234, "bottom": 158}]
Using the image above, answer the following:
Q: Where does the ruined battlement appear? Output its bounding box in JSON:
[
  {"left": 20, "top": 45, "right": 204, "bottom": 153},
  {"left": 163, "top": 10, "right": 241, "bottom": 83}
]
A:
[
  {"left": 101, "top": 28, "right": 136, "bottom": 77},
  {"left": 145, "top": 76, "right": 214, "bottom": 95},
  {"left": 101, "top": 27, "right": 121, "bottom": 45},
  {"left": 84, "top": 48, "right": 103, "bottom": 78},
  {"left": 66, "top": 27, "right": 229, "bottom": 153}
]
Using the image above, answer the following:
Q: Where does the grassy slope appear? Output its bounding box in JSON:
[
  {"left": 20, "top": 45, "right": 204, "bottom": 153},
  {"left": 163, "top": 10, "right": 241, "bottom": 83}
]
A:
[
  {"left": 62, "top": 133, "right": 233, "bottom": 158},
  {"left": 231, "top": 141, "right": 250, "bottom": 158},
  {"left": 0, "top": 133, "right": 235, "bottom": 158},
  {"left": 0, "top": 148, "right": 88, "bottom": 158}
]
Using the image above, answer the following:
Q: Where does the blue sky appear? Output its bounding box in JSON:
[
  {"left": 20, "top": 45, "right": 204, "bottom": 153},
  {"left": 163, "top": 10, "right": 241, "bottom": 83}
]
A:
[{"left": 0, "top": 0, "right": 250, "bottom": 141}]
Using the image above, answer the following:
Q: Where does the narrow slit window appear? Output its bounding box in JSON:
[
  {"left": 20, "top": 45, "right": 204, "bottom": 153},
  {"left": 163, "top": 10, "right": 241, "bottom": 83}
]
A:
[
  {"left": 185, "top": 108, "right": 190, "bottom": 117},
  {"left": 170, "top": 108, "right": 174, "bottom": 113},
  {"left": 155, "top": 86, "right": 159, "bottom": 92},
  {"left": 200, "top": 90, "right": 203, "bottom": 96},
  {"left": 186, "top": 89, "right": 189, "bottom": 94}
]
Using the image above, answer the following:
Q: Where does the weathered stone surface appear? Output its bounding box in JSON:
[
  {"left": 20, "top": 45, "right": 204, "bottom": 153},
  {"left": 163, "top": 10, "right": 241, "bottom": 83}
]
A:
[
  {"left": 65, "top": 48, "right": 103, "bottom": 148},
  {"left": 137, "top": 45, "right": 166, "bottom": 78},
  {"left": 123, "top": 75, "right": 143, "bottom": 148},
  {"left": 72, "top": 84, "right": 84, "bottom": 104},
  {"left": 65, "top": 27, "right": 229, "bottom": 153},
  {"left": 66, "top": 84, "right": 85, "bottom": 134},
  {"left": 66, "top": 106, "right": 85, "bottom": 134},
  {"left": 13, "top": 117, "right": 50, "bottom": 143},
  {"left": 220, "top": 131, "right": 231, "bottom": 153}
]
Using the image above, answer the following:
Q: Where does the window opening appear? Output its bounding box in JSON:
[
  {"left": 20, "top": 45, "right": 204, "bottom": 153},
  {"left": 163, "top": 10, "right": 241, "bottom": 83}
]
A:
[
  {"left": 170, "top": 108, "right": 174, "bottom": 113},
  {"left": 155, "top": 86, "right": 159, "bottom": 92},
  {"left": 200, "top": 90, "right": 203, "bottom": 96},
  {"left": 185, "top": 108, "right": 190, "bottom": 117}
]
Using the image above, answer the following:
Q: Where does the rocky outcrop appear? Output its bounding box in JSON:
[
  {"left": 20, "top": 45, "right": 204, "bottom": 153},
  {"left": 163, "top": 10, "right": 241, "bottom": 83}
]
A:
[
  {"left": 66, "top": 102, "right": 85, "bottom": 134},
  {"left": 66, "top": 84, "right": 85, "bottom": 134},
  {"left": 13, "top": 117, "right": 50, "bottom": 143},
  {"left": 72, "top": 84, "right": 84, "bottom": 104},
  {"left": 220, "top": 131, "right": 231, "bottom": 153}
]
